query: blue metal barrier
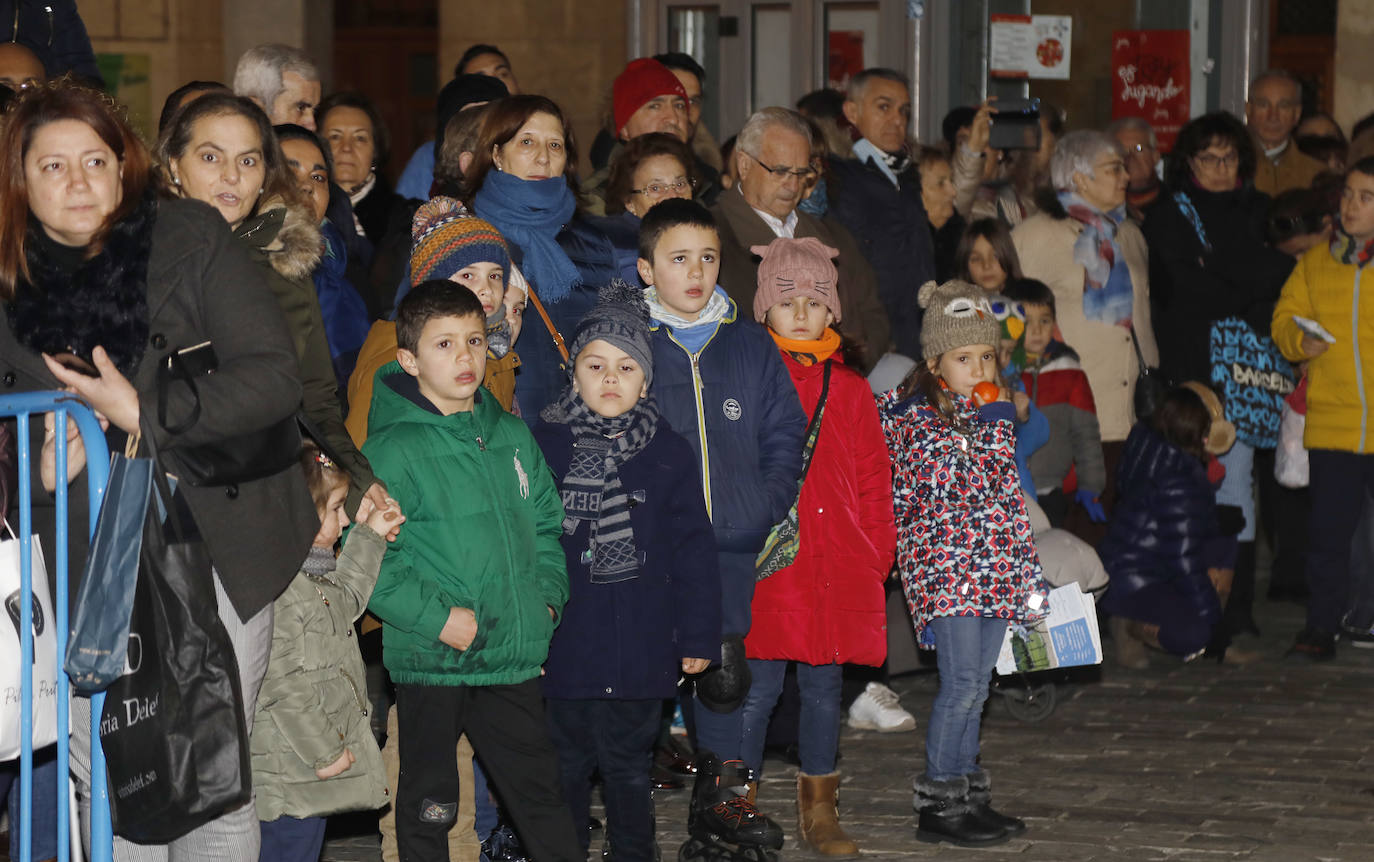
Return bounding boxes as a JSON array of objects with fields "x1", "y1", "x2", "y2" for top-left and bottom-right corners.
[{"x1": 1, "y1": 393, "x2": 111, "y2": 862}]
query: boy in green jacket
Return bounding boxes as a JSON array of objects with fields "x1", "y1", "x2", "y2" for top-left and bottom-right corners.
[{"x1": 363, "y1": 280, "x2": 580, "y2": 861}]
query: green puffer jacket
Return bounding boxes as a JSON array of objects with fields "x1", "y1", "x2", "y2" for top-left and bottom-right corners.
[
  {"x1": 251, "y1": 525, "x2": 389, "y2": 821},
  {"x1": 362, "y1": 362, "x2": 569, "y2": 686}
]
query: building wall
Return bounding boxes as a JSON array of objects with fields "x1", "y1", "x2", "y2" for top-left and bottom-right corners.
[
  {"x1": 438, "y1": 0, "x2": 626, "y2": 173},
  {"x1": 1334, "y1": 0, "x2": 1374, "y2": 133}
]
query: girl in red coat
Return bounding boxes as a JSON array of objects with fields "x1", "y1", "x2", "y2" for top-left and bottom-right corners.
[{"x1": 739, "y1": 237, "x2": 897, "y2": 856}]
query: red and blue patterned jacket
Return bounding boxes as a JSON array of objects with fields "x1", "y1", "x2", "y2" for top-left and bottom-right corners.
[{"x1": 879, "y1": 389, "x2": 1049, "y2": 647}]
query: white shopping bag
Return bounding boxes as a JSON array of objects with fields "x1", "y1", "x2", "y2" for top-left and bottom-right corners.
[
  {"x1": 0, "y1": 527, "x2": 59, "y2": 761},
  {"x1": 996, "y1": 583, "x2": 1102, "y2": 675}
]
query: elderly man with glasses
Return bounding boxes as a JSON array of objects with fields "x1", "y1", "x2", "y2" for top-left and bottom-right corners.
[
  {"x1": 825, "y1": 68, "x2": 936, "y2": 359},
  {"x1": 712, "y1": 107, "x2": 891, "y2": 372}
]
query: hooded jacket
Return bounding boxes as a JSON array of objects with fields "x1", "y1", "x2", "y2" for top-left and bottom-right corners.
[
  {"x1": 1097, "y1": 422, "x2": 1222, "y2": 627},
  {"x1": 362, "y1": 363, "x2": 568, "y2": 686},
  {"x1": 1272, "y1": 239, "x2": 1374, "y2": 453},
  {"x1": 744, "y1": 353, "x2": 896, "y2": 666}
]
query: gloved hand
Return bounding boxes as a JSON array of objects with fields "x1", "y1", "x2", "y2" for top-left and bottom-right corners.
[{"x1": 1075, "y1": 489, "x2": 1107, "y2": 523}]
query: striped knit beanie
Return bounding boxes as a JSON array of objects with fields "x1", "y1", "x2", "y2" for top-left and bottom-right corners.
[{"x1": 409, "y1": 196, "x2": 510, "y2": 284}]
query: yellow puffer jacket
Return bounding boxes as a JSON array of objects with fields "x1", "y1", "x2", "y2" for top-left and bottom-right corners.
[{"x1": 1272, "y1": 241, "x2": 1374, "y2": 453}]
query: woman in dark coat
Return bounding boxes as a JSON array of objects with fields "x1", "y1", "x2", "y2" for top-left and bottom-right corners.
[
  {"x1": 0, "y1": 80, "x2": 317, "y2": 858},
  {"x1": 467, "y1": 94, "x2": 618, "y2": 420}
]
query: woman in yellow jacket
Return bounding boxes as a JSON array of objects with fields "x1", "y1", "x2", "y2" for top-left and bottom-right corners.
[{"x1": 1272, "y1": 156, "x2": 1374, "y2": 659}]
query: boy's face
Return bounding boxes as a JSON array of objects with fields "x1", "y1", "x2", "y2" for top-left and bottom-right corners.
[
  {"x1": 929, "y1": 343, "x2": 998, "y2": 399},
  {"x1": 396, "y1": 313, "x2": 488, "y2": 415},
  {"x1": 572, "y1": 338, "x2": 647, "y2": 419},
  {"x1": 504, "y1": 284, "x2": 527, "y2": 343},
  {"x1": 636, "y1": 224, "x2": 720, "y2": 322},
  {"x1": 1022, "y1": 303, "x2": 1055, "y2": 355},
  {"x1": 765, "y1": 296, "x2": 834, "y2": 342},
  {"x1": 449, "y1": 262, "x2": 505, "y2": 316}
]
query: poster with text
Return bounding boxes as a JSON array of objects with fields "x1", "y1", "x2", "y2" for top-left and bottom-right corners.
[
  {"x1": 990, "y1": 14, "x2": 1072, "y2": 80},
  {"x1": 1111, "y1": 30, "x2": 1190, "y2": 152}
]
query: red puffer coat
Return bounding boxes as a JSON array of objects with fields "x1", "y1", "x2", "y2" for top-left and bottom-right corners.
[{"x1": 743, "y1": 352, "x2": 897, "y2": 666}]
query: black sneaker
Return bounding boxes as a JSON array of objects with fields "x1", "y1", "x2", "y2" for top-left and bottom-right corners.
[
  {"x1": 1287, "y1": 628, "x2": 1337, "y2": 660},
  {"x1": 1341, "y1": 623, "x2": 1374, "y2": 649}
]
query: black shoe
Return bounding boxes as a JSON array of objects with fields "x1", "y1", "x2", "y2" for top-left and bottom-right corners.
[
  {"x1": 650, "y1": 763, "x2": 685, "y2": 790},
  {"x1": 1341, "y1": 623, "x2": 1374, "y2": 649},
  {"x1": 1287, "y1": 628, "x2": 1336, "y2": 660},
  {"x1": 916, "y1": 809, "x2": 1009, "y2": 847},
  {"x1": 1266, "y1": 583, "x2": 1309, "y2": 603},
  {"x1": 971, "y1": 802, "x2": 1027, "y2": 836}
]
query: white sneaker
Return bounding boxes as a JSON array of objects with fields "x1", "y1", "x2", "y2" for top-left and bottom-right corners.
[{"x1": 847, "y1": 682, "x2": 917, "y2": 732}]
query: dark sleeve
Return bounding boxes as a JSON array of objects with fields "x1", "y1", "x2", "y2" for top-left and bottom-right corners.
[
  {"x1": 827, "y1": 218, "x2": 892, "y2": 370},
  {"x1": 49, "y1": 1, "x2": 104, "y2": 85},
  {"x1": 666, "y1": 439, "x2": 722, "y2": 661},
  {"x1": 756, "y1": 344, "x2": 807, "y2": 523}
]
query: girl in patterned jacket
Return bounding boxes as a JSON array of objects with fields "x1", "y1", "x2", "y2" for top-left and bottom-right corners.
[{"x1": 879, "y1": 279, "x2": 1049, "y2": 849}]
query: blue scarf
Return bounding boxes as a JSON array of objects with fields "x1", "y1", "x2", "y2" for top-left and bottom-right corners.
[
  {"x1": 474, "y1": 170, "x2": 581, "y2": 303},
  {"x1": 1058, "y1": 190, "x2": 1134, "y2": 327}
]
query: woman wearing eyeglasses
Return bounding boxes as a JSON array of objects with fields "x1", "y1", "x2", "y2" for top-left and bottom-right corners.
[
  {"x1": 591, "y1": 132, "x2": 697, "y2": 285},
  {"x1": 1140, "y1": 111, "x2": 1297, "y2": 653}
]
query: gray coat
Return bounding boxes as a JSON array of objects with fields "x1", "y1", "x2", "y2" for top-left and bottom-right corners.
[{"x1": 0, "y1": 198, "x2": 318, "y2": 621}]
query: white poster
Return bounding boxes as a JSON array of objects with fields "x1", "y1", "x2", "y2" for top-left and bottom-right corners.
[{"x1": 989, "y1": 14, "x2": 1073, "y2": 81}]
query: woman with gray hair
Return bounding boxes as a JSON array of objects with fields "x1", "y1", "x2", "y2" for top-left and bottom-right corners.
[{"x1": 1012, "y1": 129, "x2": 1158, "y2": 539}]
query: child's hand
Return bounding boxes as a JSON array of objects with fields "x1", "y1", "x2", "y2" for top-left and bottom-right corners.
[
  {"x1": 358, "y1": 483, "x2": 404, "y2": 541},
  {"x1": 681, "y1": 657, "x2": 710, "y2": 675},
  {"x1": 439, "y1": 607, "x2": 478, "y2": 650},
  {"x1": 315, "y1": 747, "x2": 355, "y2": 779},
  {"x1": 1011, "y1": 390, "x2": 1030, "y2": 422},
  {"x1": 1300, "y1": 335, "x2": 1329, "y2": 359}
]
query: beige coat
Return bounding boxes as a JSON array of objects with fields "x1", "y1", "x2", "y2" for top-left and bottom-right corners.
[{"x1": 1012, "y1": 213, "x2": 1158, "y2": 442}]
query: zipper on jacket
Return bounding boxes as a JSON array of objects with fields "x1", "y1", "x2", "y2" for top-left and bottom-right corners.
[
  {"x1": 1355, "y1": 268, "x2": 1368, "y2": 451},
  {"x1": 339, "y1": 668, "x2": 368, "y2": 716},
  {"x1": 666, "y1": 328, "x2": 721, "y2": 521},
  {"x1": 45, "y1": 6, "x2": 53, "y2": 46},
  {"x1": 476, "y1": 434, "x2": 486, "y2": 451}
]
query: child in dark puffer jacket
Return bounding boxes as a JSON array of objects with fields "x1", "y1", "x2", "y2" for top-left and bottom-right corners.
[{"x1": 1098, "y1": 383, "x2": 1236, "y2": 666}]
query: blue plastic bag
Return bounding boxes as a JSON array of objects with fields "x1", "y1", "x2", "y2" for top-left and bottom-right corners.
[{"x1": 64, "y1": 453, "x2": 153, "y2": 692}]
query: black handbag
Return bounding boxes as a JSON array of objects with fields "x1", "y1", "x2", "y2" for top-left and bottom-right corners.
[
  {"x1": 156, "y1": 342, "x2": 303, "y2": 486},
  {"x1": 1130, "y1": 325, "x2": 1170, "y2": 420},
  {"x1": 98, "y1": 425, "x2": 252, "y2": 843}
]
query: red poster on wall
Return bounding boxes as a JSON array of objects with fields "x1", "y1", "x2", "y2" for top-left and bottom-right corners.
[
  {"x1": 828, "y1": 31, "x2": 865, "y2": 90},
  {"x1": 1111, "y1": 30, "x2": 1190, "y2": 152}
]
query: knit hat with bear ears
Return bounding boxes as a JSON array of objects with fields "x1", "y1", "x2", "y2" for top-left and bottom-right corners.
[{"x1": 918, "y1": 279, "x2": 1001, "y2": 360}]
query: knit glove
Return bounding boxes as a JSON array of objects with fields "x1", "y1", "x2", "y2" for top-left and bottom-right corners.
[{"x1": 1075, "y1": 488, "x2": 1106, "y2": 523}]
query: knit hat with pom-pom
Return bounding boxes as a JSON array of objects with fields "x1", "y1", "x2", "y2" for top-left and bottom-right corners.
[
  {"x1": 409, "y1": 196, "x2": 510, "y2": 284},
  {"x1": 918, "y1": 279, "x2": 1001, "y2": 360},
  {"x1": 569, "y1": 280, "x2": 656, "y2": 386}
]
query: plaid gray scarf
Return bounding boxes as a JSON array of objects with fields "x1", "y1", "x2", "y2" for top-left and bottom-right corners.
[{"x1": 541, "y1": 390, "x2": 659, "y2": 582}]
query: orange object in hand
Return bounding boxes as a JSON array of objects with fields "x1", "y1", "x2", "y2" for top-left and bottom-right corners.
[{"x1": 973, "y1": 382, "x2": 1000, "y2": 404}]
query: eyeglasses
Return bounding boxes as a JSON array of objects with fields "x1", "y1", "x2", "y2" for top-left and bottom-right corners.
[
  {"x1": 630, "y1": 177, "x2": 696, "y2": 197},
  {"x1": 1193, "y1": 152, "x2": 1239, "y2": 170},
  {"x1": 746, "y1": 152, "x2": 818, "y2": 182}
]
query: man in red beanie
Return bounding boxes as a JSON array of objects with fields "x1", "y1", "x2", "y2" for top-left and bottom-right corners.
[{"x1": 584, "y1": 58, "x2": 692, "y2": 214}]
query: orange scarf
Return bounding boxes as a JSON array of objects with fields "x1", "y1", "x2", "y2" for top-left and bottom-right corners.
[{"x1": 769, "y1": 327, "x2": 842, "y2": 366}]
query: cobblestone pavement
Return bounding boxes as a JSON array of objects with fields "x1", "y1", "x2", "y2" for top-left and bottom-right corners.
[{"x1": 323, "y1": 598, "x2": 1374, "y2": 861}]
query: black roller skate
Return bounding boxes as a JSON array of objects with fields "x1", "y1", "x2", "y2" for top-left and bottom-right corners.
[{"x1": 678, "y1": 751, "x2": 783, "y2": 862}]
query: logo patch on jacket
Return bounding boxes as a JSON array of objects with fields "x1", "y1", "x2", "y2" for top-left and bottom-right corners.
[
  {"x1": 513, "y1": 450, "x2": 530, "y2": 498},
  {"x1": 722, "y1": 398, "x2": 742, "y2": 421},
  {"x1": 419, "y1": 798, "x2": 457, "y2": 824}
]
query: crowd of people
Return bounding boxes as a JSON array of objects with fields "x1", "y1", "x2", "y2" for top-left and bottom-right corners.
[{"x1": 0, "y1": 17, "x2": 1370, "y2": 862}]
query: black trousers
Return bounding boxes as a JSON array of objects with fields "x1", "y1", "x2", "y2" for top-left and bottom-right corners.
[
  {"x1": 1305, "y1": 449, "x2": 1374, "y2": 634},
  {"x1": 395, "y1": 680, "x2": 581, "y2": 862}
]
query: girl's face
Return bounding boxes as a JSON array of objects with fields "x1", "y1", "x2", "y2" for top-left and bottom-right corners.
[
  {"x1": 493, "y1": 111, "x2": 567, "y2": 181},
  {"x1": 765, "y1": 296, "x2": 834, "y2": 342},
  {"x1": 313, "y1": 483, "x2": 350, "y2": 547},
  {"x1": 449, "y1": 262, "x2": 505, "y2": 315},
  {"x1": 171, "y1": 112, "x2": 266, "y2": 229},
  {"x1": 504, "y1": 283, "x2": 527, "y2": 343},
  {"x1": 966, "y1": 235, "x2": 1006, "y2": 291},
  {"x1": 930, "y1": 343, "x2": 998, "y2": 398}
]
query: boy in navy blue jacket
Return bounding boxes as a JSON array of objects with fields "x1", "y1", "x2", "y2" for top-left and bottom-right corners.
[
  {"x1": 635, "y1": 199, "x2": 806, "y2": 854},
  {"x1": 534, "y1": 282, "x2": 721, "y2": 860}
]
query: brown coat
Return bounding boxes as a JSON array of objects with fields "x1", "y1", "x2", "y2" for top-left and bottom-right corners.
[
  {"x1": 1252, "y1": 139, "x2": 1325, "y2": 197},
  {"x1": 712, "y1": 186, "x2": 891, "y2": 373}
]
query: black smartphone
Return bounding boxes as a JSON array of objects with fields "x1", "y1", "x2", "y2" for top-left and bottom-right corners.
[
  {"x1": 989, "y1": 98, "x2": 1042, "y2": 151},
  {"x1": 167, "y1": 341, "x2": 218, "y2": 378},
  {"x1": 51, "y1": 351, "x2": 99, "y2": 377}
]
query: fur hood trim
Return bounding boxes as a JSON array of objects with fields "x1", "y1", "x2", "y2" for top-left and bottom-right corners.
[{"x1": 236, "y1": 198, "x2": 322, "y2": 281}]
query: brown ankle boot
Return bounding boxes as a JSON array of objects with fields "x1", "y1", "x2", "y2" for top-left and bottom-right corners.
[
  {"x1": 1111, "y1": 616, "x2": 1149, "y2": 669},
  {"x1": 797, "y1": 772, "x2": 859, "y2": 856}
]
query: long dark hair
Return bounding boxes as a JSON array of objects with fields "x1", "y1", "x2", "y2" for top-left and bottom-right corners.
[
  {"x1": 0, "y1": 79, "x2": 158, "y2": 299},
  {"x1": 1151, "y1": 386, "x2": 1212, "y2": 463},
  {"x1": 466, "y1": 94, "x2": 580, "y2": 199},
  {"x1": 956, "y1": 218, "x2": 1023, "y2": 285},
  {"x1": 1164, "y1": 111, "x2": 1258, "y2": 191},
  {"x1": 897, "y1": 360, "x2": 967, "y2": 431}
]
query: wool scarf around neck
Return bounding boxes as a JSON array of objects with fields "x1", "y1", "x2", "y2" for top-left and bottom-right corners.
[
  {"x1": 474, "y1": 170, "x2": 581, "y2": 303},
  {"x1": 1058, "y1": 190, "x2": 1134, "y2": 327},
  {"x1": 540, "y1": 389, "x2": 660, "y2": 583},
  {"x1": 769, "y1": 326, "x2": 841, "y2": 366},
  {"x1": 1330, "y1": 218, "x2": 1374, "y2": 269}
]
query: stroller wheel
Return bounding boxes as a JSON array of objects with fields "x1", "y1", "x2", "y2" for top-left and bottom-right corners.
[{"x1": 998, "y1": 680, "x2": 1057, "y2": 722}]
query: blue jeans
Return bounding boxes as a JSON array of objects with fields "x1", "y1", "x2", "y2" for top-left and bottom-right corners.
[
  {"x1": 258, "y1": 815, "x2": 326, "y2": 862},
  {"x1": 740, "y1": 661, "x2": 843, "y2": 776},
  {"x1": 546, "y1": 698, "x2": 661, "y2": 860},
  {"x1": 0, "y1": 744, "x2": 59, "y2": 861},
  {"x1": 925, "y1": 615, "x2": 1008, "y2": 781},
  {"x1": 1217, "y1": 441, "x2": 1255, "y2": 541}
]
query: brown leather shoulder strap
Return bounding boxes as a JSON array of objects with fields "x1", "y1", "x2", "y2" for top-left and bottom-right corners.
[{"x1": 526, "y1": 286, "x2": 570, "y2": 365}]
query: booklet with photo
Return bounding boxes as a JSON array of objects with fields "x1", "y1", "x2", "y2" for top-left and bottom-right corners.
[{"x1": 996, "y1": 583, "x2": 1102, "y2": 675}]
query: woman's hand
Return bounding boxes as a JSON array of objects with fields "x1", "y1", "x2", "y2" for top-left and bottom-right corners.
[
  {"x1": 40, "y1": 410, "x2": 105, "y2": 492},
  {"x1": 967, "y1": 99, "x2": 997, "y2": 154},
  {"x1": 42, "y1": 346, "x2": 140, "y2": 434}
]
